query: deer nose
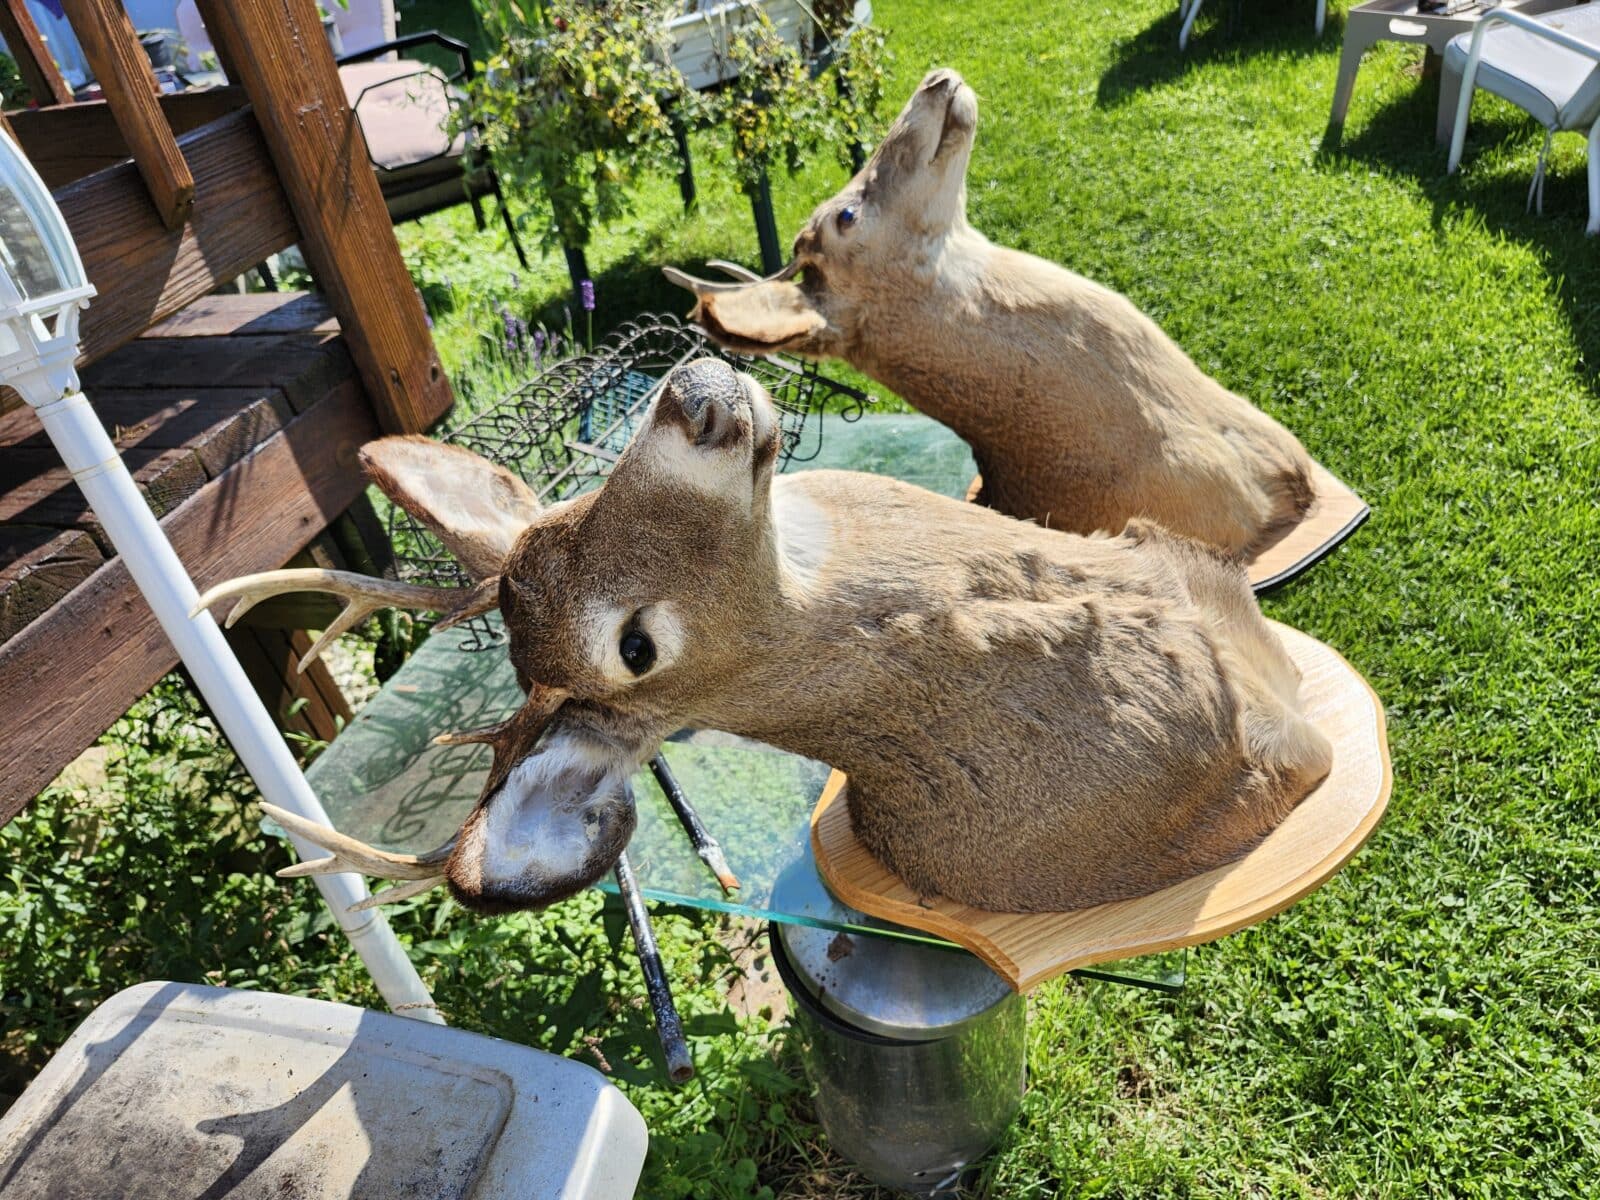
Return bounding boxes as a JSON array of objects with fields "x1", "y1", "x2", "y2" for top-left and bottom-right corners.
[{"x1": 658, "y1": 358, "x2": 747, "y2": 448}]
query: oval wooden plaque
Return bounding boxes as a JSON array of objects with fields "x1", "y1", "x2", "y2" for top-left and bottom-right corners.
[{"x1": 810, "y1": 623, "x2": 1391, "y2": 992}]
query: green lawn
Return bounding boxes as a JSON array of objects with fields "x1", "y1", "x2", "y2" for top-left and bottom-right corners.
[{"x1": 5, "y1": 0, "x2": 1600, "y2": 1194}]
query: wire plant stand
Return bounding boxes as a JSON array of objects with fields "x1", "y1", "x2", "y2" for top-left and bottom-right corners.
[{"x1": 389, "y1": 314, "x2": 871, "y2": 650}]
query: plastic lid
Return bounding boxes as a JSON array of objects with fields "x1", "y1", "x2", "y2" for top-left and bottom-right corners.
[{"x1": 774, "y1": 920, "x2": 1014, "y2": 1040}]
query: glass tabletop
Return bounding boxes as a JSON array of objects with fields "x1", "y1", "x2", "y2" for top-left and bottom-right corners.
[{"x1": 303, "y1": 412, "x2": 1184, "y2": 993}]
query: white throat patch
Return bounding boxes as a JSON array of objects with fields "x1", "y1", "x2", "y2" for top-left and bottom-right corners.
[
  {"x1": 458, "y1": 732, "x2": 624, "y2": 892},
  {"x1": 772, "y1": 480, "x2": 834, "y2": 593}
]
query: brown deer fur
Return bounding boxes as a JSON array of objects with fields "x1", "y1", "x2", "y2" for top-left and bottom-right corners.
[
  {"x1": 667, "y1": 69, "x2": 1317, "y2": 560},
  {"x1": 360, "y1": 359, "x2": 1331, "y2": 914}
]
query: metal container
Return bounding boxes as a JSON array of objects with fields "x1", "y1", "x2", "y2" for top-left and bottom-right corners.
[{"x1": 770, "y1": 921, "x2": 1027, "y2": 1196}]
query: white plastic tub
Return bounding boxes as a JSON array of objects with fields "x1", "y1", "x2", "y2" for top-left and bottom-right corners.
[{"x1": 0, "y1": 981, "x2": 648, "y2": 1199}]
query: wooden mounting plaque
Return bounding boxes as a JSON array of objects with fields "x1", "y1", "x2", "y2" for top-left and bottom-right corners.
[
  {"x1": 1247, "y1": 462, "x2": 1369, "y2": 593},
  {"x1": 810, "y1": 623, "x2": 1390, "y2": 992},
  {"x1": 964, "y1": 459, "x2": 1369, "y2": 594}
]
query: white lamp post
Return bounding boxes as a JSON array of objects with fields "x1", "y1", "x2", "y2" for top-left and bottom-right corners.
[{"x1": 0, "y1": 129, "x2": 441, "y2": 1022}]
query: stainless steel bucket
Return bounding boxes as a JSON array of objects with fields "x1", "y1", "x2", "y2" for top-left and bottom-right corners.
[{"x1": 770, "y1": 921, "x2": 1027, "y2": 1196}]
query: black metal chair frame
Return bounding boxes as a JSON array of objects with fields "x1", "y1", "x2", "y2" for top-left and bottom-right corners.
[{"x1": 336, "y1": 30, "x2": 530, "y2": 269}]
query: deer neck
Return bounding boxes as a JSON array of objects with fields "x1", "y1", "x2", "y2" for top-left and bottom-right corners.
[
  {"x1": 841, "y1": 230, "x2": 1170, "y2": 470},
  {"x1": 683, "y1": 477, "x2": 964, "y2": 783},
  {"x1": 844, "y1": 229, "x2": 1032, "y2": 434}
]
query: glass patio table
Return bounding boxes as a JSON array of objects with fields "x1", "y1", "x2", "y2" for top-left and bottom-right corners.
[{"x1": 304, "y1": 411, "x2": 1184, "y2": 993}]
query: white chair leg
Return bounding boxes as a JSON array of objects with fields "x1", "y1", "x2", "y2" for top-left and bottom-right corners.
[
  {"x1": 1180, "y1": 0, "x2": 1204, "y2": 49},
  {"x1": 1588, "y1": 122, "x2": 1600, "y2": 234},
  {"x1": 1448, "y1": 58, "x2": 1481, "y2": 172},
  {"x1": 1316, "y1": 0, "x2": 1327, "y2": 37}
]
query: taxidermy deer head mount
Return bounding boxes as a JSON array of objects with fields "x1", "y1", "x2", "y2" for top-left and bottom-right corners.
[
  {"x1": 197, "y1": 358, "x2": 1332, "y2": 916},
  {"x1": 667, "y1": 68, "x2": 1319, "y2": 562}
]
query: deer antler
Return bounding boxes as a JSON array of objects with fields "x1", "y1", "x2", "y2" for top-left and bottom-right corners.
[
  {"x1": 260, "y1": 688, "x2": 571, "y2": 912},
  {"x1": 704, "y1": 259, "x2": 764, "y2": 283},
  {"x1": 261, "y1": 801, "x2": 452, "y2": 912},
  {"x1": 191, "y1": 568, "x2": 499, "y2": 673},
  {"x1": 662, "y1": 258, "x2": 800, "y2": 295}
]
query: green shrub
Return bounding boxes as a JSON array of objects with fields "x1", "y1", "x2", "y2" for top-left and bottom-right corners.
[{"x1": 461, "y1": 0, "x2": 701, "y2": 251}]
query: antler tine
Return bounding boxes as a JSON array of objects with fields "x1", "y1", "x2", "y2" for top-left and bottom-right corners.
[
  {"x1": 662, "y1": 259, "x2": 799, "y2": 295},
  {"x1": 431, "y1": 576, "x2": 500, "y2": 632},
  {"x1": 347, "y1": 875, "x2": 447, "y2": 912},
  {"x1": 705, "y1": 259, "x2": 763, "y2": 283},
  {"x1": 191, "y1": 568, "x2": 496, "y2": 673},
  {"x1": 431, "y1": 717, "x2": 513, "y2": 749},
  {"x1": 262, "y1": 802, "x2": 457, "y2": 882},
  {"x1": 663, "y1": 265, "x2": 748, "y2": 295}
]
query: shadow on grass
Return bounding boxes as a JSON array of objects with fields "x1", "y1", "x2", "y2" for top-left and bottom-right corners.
[
  {"x1": 1097, "y1": 0, "x2": 1339, "y2": 108},
  {"x1": 1320, "y1": 80, "x2": 1600, "y2": 389}
]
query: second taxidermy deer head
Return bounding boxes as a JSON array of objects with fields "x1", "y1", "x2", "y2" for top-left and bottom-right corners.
[{"x1": 667, "y1": 69, "x2": 1319, "y2": 564}]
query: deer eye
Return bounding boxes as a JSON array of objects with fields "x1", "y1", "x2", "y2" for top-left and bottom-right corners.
[
  {"x1": 619, "y1": 629, "x2": 656, "y2": 676},
  {"x1": 836, "y1": 205, "x2": 858, "y2": 232}
]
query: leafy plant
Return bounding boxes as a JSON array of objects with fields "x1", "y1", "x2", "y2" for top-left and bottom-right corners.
[
  {"x1": 714, "y1": 9, "x2": 833, "y2": 192},
  {"x1": 0, "y1": 52, "x2": 30, "y2": 109},
  {"x1": 709, "y1": 3, "x2": 892, "y2": 192},
  {"x1": 461, "y1": 0, "x2": 700, "y2": 254},
  {"x1": 827, "y1": 22, "x2": 889, "y2": 171}
]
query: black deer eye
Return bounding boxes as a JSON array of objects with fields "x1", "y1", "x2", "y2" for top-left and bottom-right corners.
[
  {"x1": 619, "y1": 629, "x2": 656, "y2": 676},
  {"x1": 836, "y1": 204, "x2": 858, "y2": 232}
]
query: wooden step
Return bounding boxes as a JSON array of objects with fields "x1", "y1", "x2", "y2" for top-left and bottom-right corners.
[{"x1": 0, "y1": 291, "x2": 377, "y2": 821}]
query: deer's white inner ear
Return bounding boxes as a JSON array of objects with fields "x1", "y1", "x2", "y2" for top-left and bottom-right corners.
[
  {"x1": 361, "y1": 436, "x2": 543, "y2": 579},
  {"x1": 745, "y1": 374, "x2": 778, "y2": 455},
  {"x1": 451, "y1": 727, "x2": 639, "y2": 907},
  {"x1": 771, "y1": 480, "x2": 833, "y2": 593}
]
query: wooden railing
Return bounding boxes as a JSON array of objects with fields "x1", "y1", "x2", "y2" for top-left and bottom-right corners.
[
  {"x1": 0, "y1": 0, "x2": 453, "y2": 434},
  {"x1": 0, "y1": 0, "x2": 456, "y2": 811}
]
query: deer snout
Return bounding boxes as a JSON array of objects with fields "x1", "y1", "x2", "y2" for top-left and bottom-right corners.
[
  {"x1": 658, "y1": 358, "x2": 751, "y2": 450},
  {"x1": 918, "y1": 67, "x2": 964, "y2": 95}
]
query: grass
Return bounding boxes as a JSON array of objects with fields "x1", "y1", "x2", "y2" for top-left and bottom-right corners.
[{"x1": 4, "y1": 0, "x2": 1600, "y2": 1194}]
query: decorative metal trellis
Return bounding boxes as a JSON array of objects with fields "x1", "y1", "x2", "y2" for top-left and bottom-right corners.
[{"x1": 389, "y1": 313, "x2": 872, "y2": 650}]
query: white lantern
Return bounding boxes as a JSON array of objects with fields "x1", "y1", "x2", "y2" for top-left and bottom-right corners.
[{"x1": 0, "y1": 132, "x2": 95, "y2": 407}]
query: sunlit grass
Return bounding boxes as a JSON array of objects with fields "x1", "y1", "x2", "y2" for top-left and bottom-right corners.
[{"x1": 3, "y1": 0, "x2": 1597, "y2": 1194}]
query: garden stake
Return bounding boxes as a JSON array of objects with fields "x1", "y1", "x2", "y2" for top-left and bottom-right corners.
[
  {"x1": 650, "y1": 754, "x2": 740, "y2": 893},
  {"x1": 614, "y1": 849, "x2": 694, "y2": 1084}
]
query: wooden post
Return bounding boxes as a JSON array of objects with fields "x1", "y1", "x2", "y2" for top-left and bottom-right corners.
[
  {"x1": 193, "y1": 0, "x2": 453, "y2": 435},
  {"x1": 60, "y1": 0, "x2": 195, "y2": 230},
  {"x1": 0, "y1": 0, "x2": 74, "y2": 107}
]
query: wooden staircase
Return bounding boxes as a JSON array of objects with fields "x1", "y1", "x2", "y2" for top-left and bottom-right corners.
[{"x1": 0, "y1": 0, "x2": 455, "y2": 822}]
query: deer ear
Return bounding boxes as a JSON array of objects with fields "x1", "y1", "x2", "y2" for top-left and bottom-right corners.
[
  {"x1": 693, "y1": 282, "x2": 828, "y2": 354},
  {"x1": 360, "y1": 436, "x2": 542, "y2": 580}
]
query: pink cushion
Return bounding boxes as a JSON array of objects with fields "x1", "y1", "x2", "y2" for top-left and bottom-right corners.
[{"x1": 338, "y1": 60, "x2": 465, "y2": 170}]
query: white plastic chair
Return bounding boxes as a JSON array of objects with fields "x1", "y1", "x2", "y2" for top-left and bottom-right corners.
[
  {"x1": 1179, "y1": 0, "x2": 1327, "y2": 50},
  {"x1": 1445, "y1": 4, "x2": 1600, "y2": 233}
]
